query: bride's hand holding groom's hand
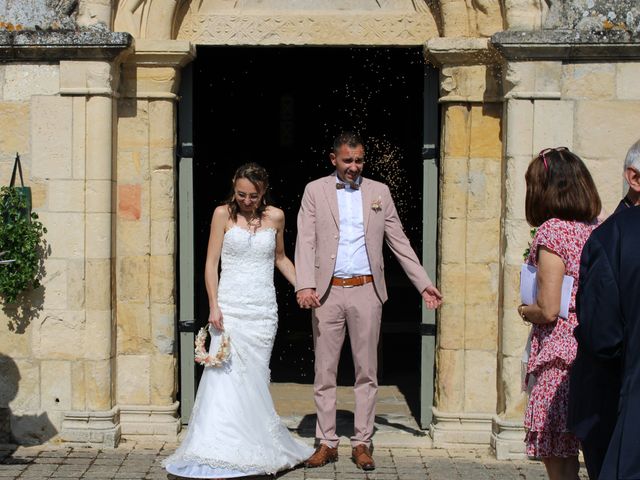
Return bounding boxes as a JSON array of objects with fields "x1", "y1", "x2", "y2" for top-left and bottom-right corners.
[
  {"x1": 297, "y1": 288, "x2": 321, "y2": 309},
  {"x1": 209, "y1": 306, "x2": 224, "y2": 330}
]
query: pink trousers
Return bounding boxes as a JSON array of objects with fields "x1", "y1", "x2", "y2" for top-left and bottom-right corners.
[{"x1": 312, "y1": 282, "x2": 383, "y2": 448}]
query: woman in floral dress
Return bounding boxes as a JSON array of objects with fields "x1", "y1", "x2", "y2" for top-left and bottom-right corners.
[{"x1": 517, "y1": 147, "x2": 601, "y2": 479}]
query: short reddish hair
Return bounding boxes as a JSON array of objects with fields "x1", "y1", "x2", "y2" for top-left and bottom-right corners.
[{"x1": 525, "y1": 147, "x2": 601, "y2": 227}]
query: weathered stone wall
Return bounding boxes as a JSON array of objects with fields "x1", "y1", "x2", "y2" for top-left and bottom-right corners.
[
  {"x1": 0, "y1": 60, "x2": 120, "y2": 445},
  {"x1": 0, "y1": 63, "x2": 59, "y2": 444}
]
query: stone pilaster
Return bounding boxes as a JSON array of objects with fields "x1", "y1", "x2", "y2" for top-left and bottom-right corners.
[
  {"x1": 492, "y1": 58, "x2": 565, "y2": 460},
  {"x1": 425, "y1": 38, "x2": 503, "y2": 447},
  {"x1": 54, "y1": 60, "x2": 122, "y2": 447},
  {"x1": 116, "y1": 39, "x2": 194, "y2": 439}
]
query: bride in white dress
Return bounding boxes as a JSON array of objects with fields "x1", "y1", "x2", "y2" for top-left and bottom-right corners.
[{"x1": 164, "y1": 163, "x2": 313, "y2": 479}]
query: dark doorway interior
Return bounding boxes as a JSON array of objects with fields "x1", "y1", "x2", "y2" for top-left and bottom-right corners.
[{"x1": 192, "y1": 47, "x2": 425, "y2": 414}]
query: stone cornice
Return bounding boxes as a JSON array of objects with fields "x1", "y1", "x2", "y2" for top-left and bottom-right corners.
[
  {"x1": 126, "y1": 39, "x2": 196, "y2": 68},
  {"x1": 0, "y1": 30, "x2": 132, "y2": 61},
  {"x1": 491, "y1": 30, "x2": 640, "y2": 61},
  {"x1": 425, "y1": 37, "x2": 501, "y2": 67}
]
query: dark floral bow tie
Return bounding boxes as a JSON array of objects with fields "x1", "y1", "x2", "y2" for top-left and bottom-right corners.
[{"x1": 336, "y1": 182, "x2": 360, "y2": 190}]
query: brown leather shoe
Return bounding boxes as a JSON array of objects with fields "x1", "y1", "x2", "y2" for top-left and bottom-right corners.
[
  {"x1": 304, "y1": 444, "x2": 338, "y2": 468},
  {"x1": 352, "y1": 444, "x2": 375, "y2": 471}
]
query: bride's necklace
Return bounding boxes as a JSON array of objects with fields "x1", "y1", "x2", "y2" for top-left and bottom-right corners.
[{"x1": 240, "y1": 212, "x2": 261, "y2": 233}]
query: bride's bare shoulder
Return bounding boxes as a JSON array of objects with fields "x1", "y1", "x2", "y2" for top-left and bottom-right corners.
[
  {"x1": 264, "y1": 206, "x2": 284, "y2": 226},
  {"x1": 213, "y1": 204, "x2": 231, "y2": 219}
]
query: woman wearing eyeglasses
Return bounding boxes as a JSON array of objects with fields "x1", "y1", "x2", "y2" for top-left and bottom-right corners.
[{"x1": 518, "y1": 147, "x2": 601, "y2": 479}]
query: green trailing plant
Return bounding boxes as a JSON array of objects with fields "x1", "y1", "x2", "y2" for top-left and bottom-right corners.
[
  {"x1": 522, "y1": 227, "x2": 537, "y2": 261},
  {"x1": 0, "y1": 186, "x2": 47, "y2": 304}
]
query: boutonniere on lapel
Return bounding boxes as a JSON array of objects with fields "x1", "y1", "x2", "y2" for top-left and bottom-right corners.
[{"x1": 371, "y1": 196, "x2": 382, "y2": 212}]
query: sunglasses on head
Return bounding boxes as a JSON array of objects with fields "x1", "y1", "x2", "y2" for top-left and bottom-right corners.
[{"x1": 538, "y1": 147, "x2": 569, "y2": 171}]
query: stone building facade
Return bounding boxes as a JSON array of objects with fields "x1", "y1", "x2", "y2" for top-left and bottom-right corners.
[{"x1": 0, "y1": 0, "x2": 638, "y2": 458}]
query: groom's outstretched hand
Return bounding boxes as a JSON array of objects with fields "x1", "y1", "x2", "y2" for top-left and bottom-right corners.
[
  {"x1": 422, "y1": 285, "x2": 443, "y2": 310},
  {"x1": 297, "y1": 288, "x2": 321, "y2": 309}
]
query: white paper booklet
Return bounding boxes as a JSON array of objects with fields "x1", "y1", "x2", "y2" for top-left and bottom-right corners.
[{"x1": 520, "y1": 264, "x2": 574, "y2": 319}]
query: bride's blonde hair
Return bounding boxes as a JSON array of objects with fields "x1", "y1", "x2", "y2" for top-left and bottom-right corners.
[{"x1": 225, "y1": 162, "x2": 272, "y2": 222}]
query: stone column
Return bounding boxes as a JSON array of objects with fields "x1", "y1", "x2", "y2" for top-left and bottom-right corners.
[
  {"x1": 491, "y1": 58, "x2": 569, "y2": 459},
  {"x1": 425, "y1": 38, "x2": 503, "y2": 447},
  {"x1": 116, "y1": 40, "x2": 194, "y2": 438},
  {"x1": 57, "y1": 61, "x2": 122, "y2": 447}
]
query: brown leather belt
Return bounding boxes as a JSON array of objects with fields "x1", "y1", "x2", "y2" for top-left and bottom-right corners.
[{"x1": 331, "y1": 275, "x2": 373, "y2": 288}]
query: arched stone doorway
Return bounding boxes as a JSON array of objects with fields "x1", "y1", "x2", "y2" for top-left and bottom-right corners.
[{"x1": 112, "y1": 0, "x2": 510, "y2": 451}]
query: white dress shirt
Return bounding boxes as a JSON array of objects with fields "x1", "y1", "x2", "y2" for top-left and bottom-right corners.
[{"x1": 333, "y1": 176, "x2": 372, "y2": 278}]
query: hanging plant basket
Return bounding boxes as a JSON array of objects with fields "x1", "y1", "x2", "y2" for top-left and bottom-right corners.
[{"x1": 0, "y1": 158, "x2": 47, "y2": 304}]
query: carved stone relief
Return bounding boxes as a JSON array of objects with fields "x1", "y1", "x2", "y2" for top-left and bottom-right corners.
[
  {"x1": 113, "y1": 0, "x2": 514, "y2": 43},
  {"x1": 471, "y1": 0, "x2": 503, "y2": 36},
  {"x1": 502, "y1": 0, "x2": 546, "y2": 31},
  {"x1": 177, "y1": 12, "x2": 438, "y2": 45},
  {"x1": 114, "y1": 0, "x2": 182, "y2": 39},
  {"x1": 119, "y1": 0, "x2": 441, "y2": 43},
  {"x1": 235, "y1": 0, "x2": 415, "y2": 9},
  {"x1": 437, "y1": 0, "x2": 504, "y2": 37},
  {"x1": 114, "y1": 0, "x2": 146, "y2": 37}
]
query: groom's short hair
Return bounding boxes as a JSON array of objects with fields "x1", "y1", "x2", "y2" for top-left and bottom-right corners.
[{"x1": 333, "y1": 131, "x2": 364, "y2": 153}]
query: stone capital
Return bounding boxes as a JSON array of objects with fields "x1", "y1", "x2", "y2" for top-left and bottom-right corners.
[
  {"x1": 502, "y1": 61, "x2": 562, "y2": 100},
  {"x1": 438, "y1": 64, "x2": 503, "y2": 103},
  {"x1": 425, "y1": 38, "x2": 503, "y2": 104},
  {"x1": 60, "y1": 60, "x2": 119, "y2": 96},
  {"x1": 121, "y1": 40, "x2": 195, "y2": 99}
]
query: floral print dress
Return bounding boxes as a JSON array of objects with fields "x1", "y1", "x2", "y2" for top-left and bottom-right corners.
[{"x1": 524, "y1": 218, "x2": 598, "y2": 458}]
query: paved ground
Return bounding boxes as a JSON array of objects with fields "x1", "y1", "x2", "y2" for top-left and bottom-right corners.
[
  {"x1": 0, "y1": 385, "x2": 588, "y2": 479},
  {"x1": 0, "y1": 441, "x2": 590, "y2": 480}
]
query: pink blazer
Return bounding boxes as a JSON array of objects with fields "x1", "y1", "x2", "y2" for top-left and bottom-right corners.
[{"x1": 295, "y1": 174, "x2": 432, "y2": 303}]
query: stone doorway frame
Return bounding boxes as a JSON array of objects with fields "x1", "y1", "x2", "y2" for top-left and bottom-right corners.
[
  {"x1": 173, "y1": 46, "x2": 441, "y2": 426},
  {"x1": 111, "y1": 0, "x2": 510, "y2": 452}
]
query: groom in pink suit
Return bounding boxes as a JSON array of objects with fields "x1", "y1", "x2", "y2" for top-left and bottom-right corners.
[{"x1": 295, "y1": 132, "x2": 442, "y2": 470}]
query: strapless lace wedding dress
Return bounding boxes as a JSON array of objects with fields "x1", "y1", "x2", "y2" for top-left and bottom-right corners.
[{"x1": 164, "y1": 226, "x2": 313, "y2": 479}]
